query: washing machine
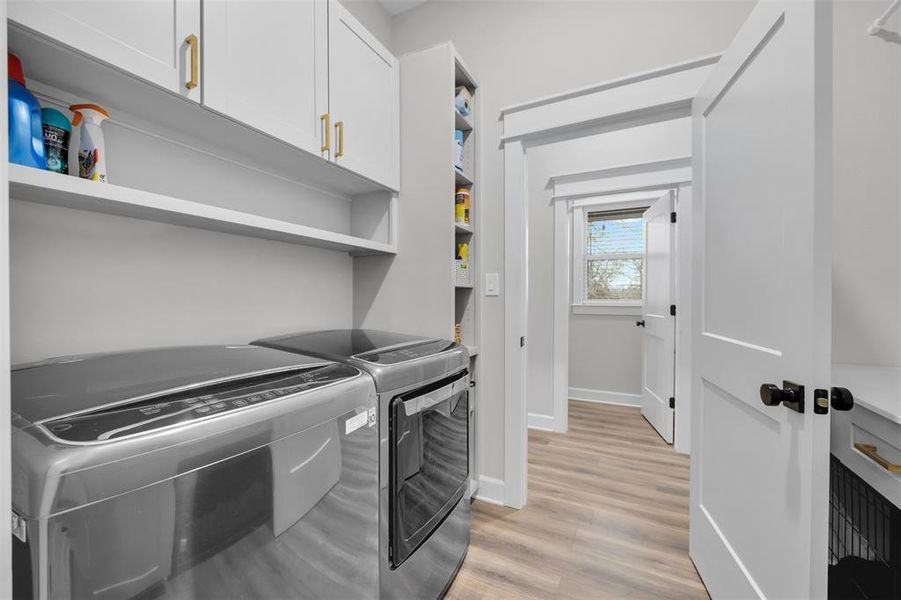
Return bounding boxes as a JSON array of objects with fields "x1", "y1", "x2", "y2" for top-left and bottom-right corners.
[
  {"x1": 11, "y1": 345, "x2": 379, "y2": 600},
  {"x1": 252, "y1": 330, "x2": 470, "y2": 600}
]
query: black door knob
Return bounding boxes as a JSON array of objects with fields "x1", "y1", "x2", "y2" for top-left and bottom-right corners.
[
  {"x1": 636, "y1": 320, "x2": 646, "y2": 327},
  {"x1": 760, "y1": 384, "x2": 792, "y2": 406},
  {"x1": 760, "y1": 383, "x2": 801, "y2": 407},
  {"x1": 760, "y1": 381, "x2": 805, "y2": 413},
  {"x1": 831, "y1": 387, "x2": 854, "y2": 411}
]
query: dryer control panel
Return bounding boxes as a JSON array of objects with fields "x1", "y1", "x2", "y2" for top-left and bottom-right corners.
[{"x1": 42, "y1": 364, "x2": 360, "y2": 443}]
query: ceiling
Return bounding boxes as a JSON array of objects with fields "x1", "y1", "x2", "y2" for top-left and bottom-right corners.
[{"x1": 377, "y1": 0, "x2": 432, "y2": 16}]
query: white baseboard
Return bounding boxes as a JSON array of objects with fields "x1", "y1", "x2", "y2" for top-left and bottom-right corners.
[
  {"x1": 569, "y1": 387, "x2": 641, "y2": 407},
  {"x1": 475, "y1": 475, "x2": 506, "y2": 506},
  {"x1": 527, "y1": 412, "x2": 556, "y2": 431}
]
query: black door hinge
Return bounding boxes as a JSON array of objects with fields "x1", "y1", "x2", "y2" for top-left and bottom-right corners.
[
  {"x1": 670, "y1": 304, "x2": 676, "y2": 316},
  {"x1": 520, "y1": 336, "x2": 525, "y2": 347},
  {"x1": 669, "y1": 397, "x2": 675, "y2": 409},
  {"x1": 670, "y1": 211, "x2": 677, "y2": 223}
]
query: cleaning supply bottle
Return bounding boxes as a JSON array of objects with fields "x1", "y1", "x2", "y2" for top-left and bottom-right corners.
[
  {"x1": 69, "y1": 103, "x2": 109, "y2": 182},
  {"x1": 457, "y1": 241, "x2": 469, "y2": 266},
  {"x1": 455, "y1": 188, "x2": 467, "y2": 224},
  {"x1": 41, "y1": 108, "x2": 71, "y2": 174},
  {"x1": 8, "y1": 53, "x2": 46, "y2": 170}
]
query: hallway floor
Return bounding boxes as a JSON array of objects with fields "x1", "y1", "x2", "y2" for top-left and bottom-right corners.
[{"x1": 447, "y1": 400, "x2": 708, "y2": 599}]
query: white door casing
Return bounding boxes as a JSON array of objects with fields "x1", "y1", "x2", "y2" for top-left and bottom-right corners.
[
  {"x1": 641, "y1": 190, "x2": 675, "y2": 444},
  {"x1": 328, "y1": 0, "x2": 399, "y2": 190},
  {"x1": 9, "y1": 0, "x2": 201, "y2": 103},
  {"x1": 203, "y1": 0, "x2": 327, "y2": 156},
  {"x1": 689, "y1": 1, "x2": 833, "y2": 598}
]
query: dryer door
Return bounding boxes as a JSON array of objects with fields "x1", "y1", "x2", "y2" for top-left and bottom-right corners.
[{"x1": 389, "y1": 371, "x2": 469, "y2": 567}]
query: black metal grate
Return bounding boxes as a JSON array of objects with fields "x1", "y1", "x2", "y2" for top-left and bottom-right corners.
[{"x1": 829, "y1": 455, "x2": 901, "y2": 600}]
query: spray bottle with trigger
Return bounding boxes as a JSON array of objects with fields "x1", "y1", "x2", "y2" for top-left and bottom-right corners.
[{"x1": 69, "y1": 103, "x2": 109, "y2": 183}]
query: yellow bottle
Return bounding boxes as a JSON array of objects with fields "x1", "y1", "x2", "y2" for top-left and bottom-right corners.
[
  {"x1": 457, "y1": 242, "x2": 469, "y2": 265},
  {"x1": 455, "y1": 187, "x2": 470, "y2": 224}
]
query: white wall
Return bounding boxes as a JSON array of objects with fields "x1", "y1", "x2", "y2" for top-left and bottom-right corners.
[
  {"x1": 569, "y1": 314, "x2": 642, "y2": 394},
  {"x1": 342, "y1": 0, "x2": 393, "y2": 49},
  {"x1": 832, "y1": 0, "x2": 901, "y2": 369},
  {"x1": 392, "y1": 0, "x2": 754, "y2": 484},
  {"x1": 10, "y1": 119, "x2": 355, "y2": 364},
  {"x1": 525, "y1": 118, "x2": 692, "y2": 421}
]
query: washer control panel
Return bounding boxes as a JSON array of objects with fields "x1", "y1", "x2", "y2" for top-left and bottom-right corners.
[
  {"x1": 355, "y1": 340, "x2": 457, "y2": 365},
  {"x1": 44, "y1": 363, "x2": 359, "y2": 443}
]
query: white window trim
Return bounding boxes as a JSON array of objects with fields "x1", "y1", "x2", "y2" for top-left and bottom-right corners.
[
  {"x1": 572, "y1": 304, "x2": 643, "y2": 316},
  {"x1": 571, "y1": 200, "x2": 651, "y2": 312}
]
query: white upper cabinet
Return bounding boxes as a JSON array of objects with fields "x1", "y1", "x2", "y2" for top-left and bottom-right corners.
[
  {"x1": 203, "y1": 0, "x2": 328, "y2": 157},
  {"x1": 327, "y1": 0, "x2": 399, "y2": 190},
  {"x1": 8, "y1": 0, "x2": 202, "y2": 103},
  {"x1": 9, "y1": 0, "x2": 399, "y2": 192}
]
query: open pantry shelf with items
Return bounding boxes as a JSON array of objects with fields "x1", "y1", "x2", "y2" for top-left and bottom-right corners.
[
  {"x1": 7, "y1": 15, "x2": 398, "y2": 256},
  {"x1": 452, "y1": 53, "x2": 480, "y2": 501},
  {"x1": 452, "y1": 56, "x2": 478, "y2": 350}
]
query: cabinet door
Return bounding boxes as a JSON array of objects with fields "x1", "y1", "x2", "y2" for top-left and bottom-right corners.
[
  {"x1": 328, "y1": 0, "x2": 399, "y2": 190},
  {"x1": 203, "y1": 0, "x2": 328, "y2": 156},
  {"x1": 8, "y1": 0, "x2": 200, "y2": 102}
]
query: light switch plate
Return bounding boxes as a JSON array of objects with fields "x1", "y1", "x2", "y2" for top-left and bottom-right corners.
[{"x1": 485, "y1": 273, "x2": 500, "y2": 296}]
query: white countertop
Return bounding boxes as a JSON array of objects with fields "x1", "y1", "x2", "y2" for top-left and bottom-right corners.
[{"x1": 833, "y1": 363, "x2": 901, "y2": 426}]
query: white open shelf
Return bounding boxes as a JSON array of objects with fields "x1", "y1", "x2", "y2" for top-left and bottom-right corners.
[
  {"x1": 833, "y1": 363, "x2": 901, "y2": 426},
  {"x1": 465, "y1": 345, "x2": 479, "y2": 357},
  {"x1": 454, "y1": 222, "x2": 473, "y2": 234},
  {"x1": 455, "y1": 109, "x2": 473, "y2": 132},
  {"x1": 454, "y1": 169, "x2": 474, "y2": 187},
  {"x1": 9, "y1": 165, "x2": 396, "y2": 255}
]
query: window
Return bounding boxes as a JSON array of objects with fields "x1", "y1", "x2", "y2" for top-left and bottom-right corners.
[{"x1": 573, "y1": 207, "x2": 645, "y2": 306}]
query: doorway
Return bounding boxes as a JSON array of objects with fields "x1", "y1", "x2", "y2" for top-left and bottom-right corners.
[{"x1": 501, "y1": 56, "x2": 715, "y2": 508}]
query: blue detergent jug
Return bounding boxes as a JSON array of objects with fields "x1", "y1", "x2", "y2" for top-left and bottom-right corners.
[{"x1": 8, "y1": 52, "x2": 46, "y2": 169}]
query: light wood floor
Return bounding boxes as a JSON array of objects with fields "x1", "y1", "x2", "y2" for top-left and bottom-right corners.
[{"x1": 446, "y1": 400, "x2": 708, "y2": 599}]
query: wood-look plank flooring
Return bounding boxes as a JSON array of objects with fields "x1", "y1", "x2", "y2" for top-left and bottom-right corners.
[{"x1": 447, "y1": 400, "x2": 708, "y2": 599}]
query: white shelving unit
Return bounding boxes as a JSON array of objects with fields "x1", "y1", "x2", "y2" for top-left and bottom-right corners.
[
  {"x1": 453, "y1": 57, "x2": 478, "y2": 351},
  {"x1": 452, "y1": 53, "x2": 480, "y2": 501},
  {"x1": 9, "y1": 165, "x2": 396, "y2": 255}
]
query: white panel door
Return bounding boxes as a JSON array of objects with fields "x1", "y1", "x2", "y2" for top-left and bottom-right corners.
[
  {"x1": 204, "y1": 0, "x2": 327, "y2": 155},
  {"x1": 641, "y1": 191, "x2": 675, "y2": 444},
  {"x1": 328, "y1": 0, "x2": 399, "y2": 190},
  {"x1": 690, "y1": 1, "x2": 833, "y2": 598},
  {"x1": 9, "y1": 0, "x2": 200, "y2": 102}
]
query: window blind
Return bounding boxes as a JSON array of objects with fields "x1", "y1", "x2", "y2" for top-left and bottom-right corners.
[
  {"x1": 582, "y1": 208, "x2": 645, "y2": 301},
  {"x1": 586, "y1": 209, "x2": 644, "y2": 256}
]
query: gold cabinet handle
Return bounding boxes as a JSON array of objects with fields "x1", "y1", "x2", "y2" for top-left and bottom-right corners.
[
  {"x1": 854, "y1": 443, "x2": 901, "y2": 473},
  {"x1": 185, "y1": 34, "x2": 199, "y2": 90},
  {"x1": 335, "y1": 121, "x2": 344, "y2": 158},
  {"x1": 321, "y1": 113, "x2": 330, "y2": 152}
]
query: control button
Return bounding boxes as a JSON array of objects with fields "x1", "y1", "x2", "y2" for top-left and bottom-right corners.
[
  {"x1": 50, "y1": 423, "x2": 73, "y2": 432},
  {"x1": 184, "y1": 398, "x2": 200, "y2": 405},
  {"x1": 196, "y1": 406, "x2": 211, "y2": 414},
  {"x1": 262, "y1": 392, "x2": 276, "y2": 400},
  {"x1": 248, "y1": 395, "x2": 262, "y2": 403},
  {"x1": 211, "y1": 402, "x2": 226, "y2": 410},
  {"x1": 233, "y1": 399, "x2": 248, "y2": 407}
]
